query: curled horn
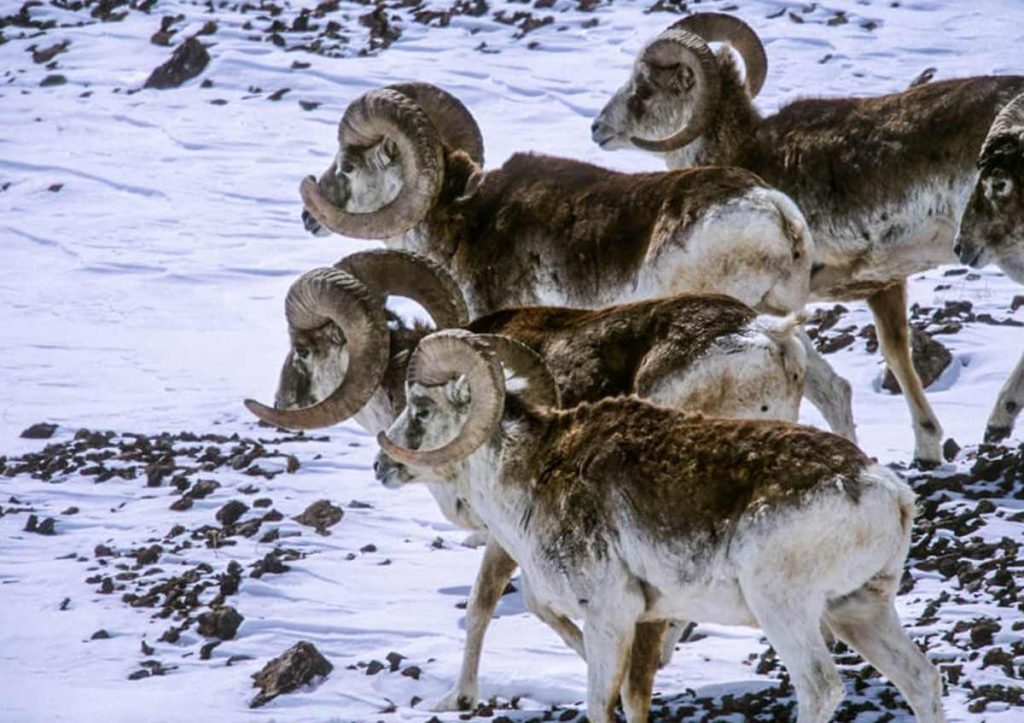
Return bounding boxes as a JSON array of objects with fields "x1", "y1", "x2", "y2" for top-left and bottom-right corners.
[
  {"x1": 629, "y1": 27, "x2": 722, "y2": 152},
  {"x1": 474, "y1": 334, "x2": 561, "y2": 410},
  {"x1": 336, "y1": 249, "x2": 470, "y2": 328},
  {"x1": 979, "y1": 91, "x2": 1024, "y2": 162},
  {"x1": 244, "y1": 268, "x2": 389, "y2": 429},
  {"x1": 300, "y1": 89, "x2": 444, "y2": 240},
  {"x1": 377, "y1": 330, "x2": 505, "y2": 467},
  {"x1": 671, "y1": 13, "x2": 767, "y2": 98},
  {"x1": 387, "y1": 82, "x2": 485, "y2": 166}
]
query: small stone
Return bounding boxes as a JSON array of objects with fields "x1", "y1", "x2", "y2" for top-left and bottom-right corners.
[
  {"x1": 197, "y1": 606, "x2": 244, "y2": 640},
  {"x1": 200, "y1": 640, "x2": 221, "y2": 660},
  {"x1": 144, "y1": 37, "x2": 210, "y2": 90},
  {"x1": 216, "y1": 500, "x2": 249, "y2": 527},
  {"x1": 360, "y1": 544, "x2": 377, "y2": 553},
  {"x1": 401, "y1": 665, "x2": 421, "y2": 680},
  {"x1": 365, "y1": 660, "x2": 385, "y2": 675},
  {"x1": 141, "y1": 640, "x2": 155, "y2": 656},
  {"x1": 250, "y1": 641, "x2": 332, "y2": 708},
  {"x1": 943, "y1": 438, "x2": 961, "y2": 462},
  {"x1": 169, "y1": 497, "x2": 193, "y2": 511},
  {"x1": 21, "y1": 423, "x2": 57, "y2": 439},
  {"x1": 293, "y1": 499, "x2": 343, "y2": 535},
  {"x1": 91, "y1": 629, "x2": 110, "y2": 640},
  {"x1": 882, "y1": 329, "x2": 952, "y2": 392},
  {"x1": 386, "y1": 651, "x2": 405, "y2": 671},
  {"x1": 40, "y1": 74, "x2": 67, "y2": 87},
  {"x1": 128, "y1": 669, "x2": 151, "y2": 680}
]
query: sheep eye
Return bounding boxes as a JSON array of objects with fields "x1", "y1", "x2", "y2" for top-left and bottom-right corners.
[
  {"x1": 414, "y1": 407, "x2": 431, "y2": 421},
  {"x1": 340, "y1": 160, "x2": 355, "y2": 174},
  {"x1": 294, "y1": 346, "x2": 311, "y2": 360}
]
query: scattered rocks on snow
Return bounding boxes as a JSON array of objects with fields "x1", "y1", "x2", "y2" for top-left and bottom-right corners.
[
  {"x1": 250, "y1": 641, "x2": 333, "y2": 708},
  {"x1": 144, "y1": 37, "x2": 210, "y2": 90}
]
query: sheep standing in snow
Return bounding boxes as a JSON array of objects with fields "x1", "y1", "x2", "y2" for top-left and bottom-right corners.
[
  {"x1": 374, "y1": 330, "x2": 945, "y2": 723},
  {"x1": 297, "y1": 82, "x2": 856, "y2": 442},
  {"x1": 954, "y1": 92, "x2": 1024, "y2": 440},
  {"x1": 245, "y1": 248, "x2": 806, "y2": 710},
  {"x1": 593, "y1": 12, "x2": 1024, "y2": 462}
]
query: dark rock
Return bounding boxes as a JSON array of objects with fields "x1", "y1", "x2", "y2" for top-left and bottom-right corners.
[
  {"x1": 293, "y1": 499, "x2": 342, "y2": 534},
  {"x1": 943, "y1": 438, "x2": 961, "y2": 462},
  {"x1": 169, "y1": 497, "x2": 193, "y2": 511},
  {"x1": 40, "y1": 74, "x2": 67, "y2": 87},
  {"x1": 141, "y1": 640, "x2": 155, "y2": 655},
  {"x1": 253, "y1": 497, "x2": 272, "y2": 508},
  {"x1": 128, "y1": 669, "x2": 150, "y2": 680},
  {"x1": 135, "y1": 544, "x2": 162, "y2": 566},
  {"x1": 36, "y1": 517, "x2": 57, "y2": 535},
  {"x1": 386, "y1": 651, "x2": 405, "y2": 671},
  {"x1": 197, "y1": 606, "x2": 244, "y2": 640},
  {"x1": 188, "y1": 479, "x2": 220, "y2": 499},
  {"x1": 400, "y1": 665, "x2": 421, "y2": 680},
  {"x1": 144, "y1": 37, "x2": 209, "y2": 90},
  {"x1": 21, "y1": 422, "x2": 57, "y2": 439},
  {"x1": 91, "y1": 629, "x2": 110, "y2": 640},
  {"x1": 200, "y1": 640, "x2": 221, "y2": 660},
  {"x1": 216, "y1": 500, "x2": 249, "y2": 527},
  {"x1": 882, "y1": 329, "x2": 952, "y2": 393},
  {"x1": 250, "y1": 641, "x2": 333, "y2": 708},
  {"x1": 31, "y1": 40, "x2": 70, "y2": 64}
]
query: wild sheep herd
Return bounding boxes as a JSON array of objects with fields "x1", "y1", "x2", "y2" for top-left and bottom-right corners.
[{"x1": 243, "y1": 12, "x2": 1024, "y2": 723}]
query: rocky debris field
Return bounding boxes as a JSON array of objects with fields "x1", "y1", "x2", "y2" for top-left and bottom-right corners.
[
  {"x1": 2, "y1": 419, "x2": 1023, "y2": 721},
  {"x1": 3, "y1": 0, "x2": 1024, "y2": 719}
]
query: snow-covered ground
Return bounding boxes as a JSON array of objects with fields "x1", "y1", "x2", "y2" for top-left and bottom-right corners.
[{"x1": 1, "y1": 0, "x2": 1023, "y2": 720}]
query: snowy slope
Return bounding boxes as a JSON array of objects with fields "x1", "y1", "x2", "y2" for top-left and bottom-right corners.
[{"x1": 2, "y1": 0, "x2": 1024, "y2": 721}]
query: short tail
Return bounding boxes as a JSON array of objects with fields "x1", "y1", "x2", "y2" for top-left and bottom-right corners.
[{"x1": 750, "y1": 312, "x2": 808, "y2": 381}]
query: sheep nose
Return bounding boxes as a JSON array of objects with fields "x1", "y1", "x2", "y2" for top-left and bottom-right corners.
[{"x1": 590, "y1": 120, "x2": 601, "y2": 134}]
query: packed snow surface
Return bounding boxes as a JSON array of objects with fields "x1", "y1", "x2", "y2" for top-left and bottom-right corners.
[{"x1": 2, "y1": 0, "x2": 1024, "y2": 721}]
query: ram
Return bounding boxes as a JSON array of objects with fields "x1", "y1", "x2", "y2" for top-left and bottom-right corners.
[
  {"x1": 297, "y1": 82, "x2": 854, "y2": 441},
  {"x1": 374, "y1": 330, "x2": 945, "y2": 723},
  {"x1": 593, "y1": 12, "x2": 1024, "y2": 462},
  {"x1": 954, "y1": 92, "x2": 1024, "y2": 440},
  {"x1": 245, "y1": 248, "x2": 806, "y2": 710}
]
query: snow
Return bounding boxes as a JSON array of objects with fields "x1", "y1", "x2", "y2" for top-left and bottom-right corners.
[{"x1": 2, "y1": 0, "x2": 1023, "y2": 721}]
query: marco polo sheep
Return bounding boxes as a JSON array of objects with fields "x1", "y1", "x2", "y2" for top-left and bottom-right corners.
[
  {"x1": 592, "y1": 12, "x2": 1024, "y2": 462},
  {"x1": 297, "y1": 82, "x2": 856, "y2": 441},
  {"x1": 244, "y1": 248, "x2": 806, "y2": 710},
  {"x1": 955, "y1": 92, "x2": 1024, "y2": 441},
  {"x1": 373, "y1": 330, "x2": 945, "y2": 723}
]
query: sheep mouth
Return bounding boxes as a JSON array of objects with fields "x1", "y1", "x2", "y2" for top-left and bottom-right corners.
[{"x1": 301, "y1": 209, "x2": 330, "y2": 237}]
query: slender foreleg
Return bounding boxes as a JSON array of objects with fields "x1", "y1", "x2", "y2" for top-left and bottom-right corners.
[{"x1": 867, "y1": 281, "x2": 943, "y2": 465}]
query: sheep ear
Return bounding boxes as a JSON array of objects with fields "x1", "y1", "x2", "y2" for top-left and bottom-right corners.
[
  {"x1": 449, "y1": 375, "x2": 472, "y2": 407},
  {"x1": 371, "y1": 138, "x2": 398, "y2": 167},
  {"x1": 456, "y1": 168, "x2": 485, "y2": 203},
  {"x1": 645, "y1": 62, "x2": 695, "y2": 93}
]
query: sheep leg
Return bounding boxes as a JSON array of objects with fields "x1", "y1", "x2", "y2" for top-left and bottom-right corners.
[
  {"x1": 742, "y1": 584, "x2": 841, "y2": 723},
  {"x1": 825, "y1": 585, "x2": 945, "y2": 723},
  {"x1": 584, "y1": 594, "x2": 643, "y2": 723},
  {"x1": 867, "y1": 281, "x2": 944, "y2": 465},
  {"x1": 619, "y1": 621, "x2": 666, "y2": 723},
  {"x1": 523, "y1": 576, "x2": 586, "y2": 659},
  {"x1": 985, "y1": 349, "x2": 1024, "y2": 442},
  {"x1": 797, "y1": 330, "x2": 857, "y2": 442},
  {"x1": 431, "y1": 537, "x2": 518, "y2": 712}
]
